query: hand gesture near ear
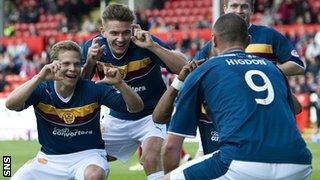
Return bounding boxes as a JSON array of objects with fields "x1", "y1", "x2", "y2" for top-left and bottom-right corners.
[{"x1": 131, "y1": 28, "x2": 155, "y2": 49}]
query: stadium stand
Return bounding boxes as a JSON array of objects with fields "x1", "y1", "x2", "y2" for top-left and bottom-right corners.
[{"x1": 0, "y1": 0, "x2": 320, "y2": 134}]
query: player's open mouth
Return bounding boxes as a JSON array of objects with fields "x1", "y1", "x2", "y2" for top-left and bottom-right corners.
[
  {"x1": 65, "y1": 74, "x2": 77, "y2": 79},
  {"x1": 115, "y1": 44, "x2": 126, "y2": 48}
]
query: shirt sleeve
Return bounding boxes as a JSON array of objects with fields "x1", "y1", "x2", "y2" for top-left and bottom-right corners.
[
  {"x1": 24, "y1": 83, "x2": 47, "y2": 110},
  {"x1": 168, "y1": 73, "x2": 202, "y2": 138},
  {"x1": 193, "y1": 41, "x2": 211, "y2": 61},
  {"x1": 81, "y1": 40, "x2": 92, "y2": 66},
  {"x1": 149, "y1": 35, "x2": 175, "y2": 71},
  {"x1": 97, "y1": 84, "x2": 129, "y2": 112},
  {"x1": 272, "y1": 29, "x2": 304, "y2": 68}
]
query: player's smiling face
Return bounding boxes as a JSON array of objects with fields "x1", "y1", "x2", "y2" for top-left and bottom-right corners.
[
  {"x1": 224, "y1": 0, "x2": 252, "y2": 25},
  {"x1": 102, "y1": 20, "x2": 132, "y2": 58},
  {"x1": 57, "y1": 51, "x2": 81, "y2": 87}
]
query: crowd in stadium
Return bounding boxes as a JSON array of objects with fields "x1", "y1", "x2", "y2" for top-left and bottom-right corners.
[
  {"x1": 0, "y1": 0, "x2": 320, "y2": 121},
  {"x1": 0, "y1": 0, "x2": 320, "y2": 128},
  {"x1": 0, "y1": 0, "x2": 319, "y2": 127}
]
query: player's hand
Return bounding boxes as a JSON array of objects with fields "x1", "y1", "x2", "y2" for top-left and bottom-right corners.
[
  {"x1": 131, "y1": 23, "x2": 142, "y2": 31},
  {"x1": 177, "y1": 59, "x2": 206, "y2": 81},
  {"x1": 131, "y1": 29, "x2": 155, "y2": 49},
  {"x1": 95, "y1": 62, "x2": 124, "y2": 86},
  {"x1": 38, "y1": 61, "x2": 63, "y2": 81},
  {"x1": 87, "y1": 37, "x2": 106, "y2": 64}
]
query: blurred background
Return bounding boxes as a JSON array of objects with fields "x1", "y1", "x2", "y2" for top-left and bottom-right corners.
[
  {"x1": 0, "y1": 0, "x2": 319, "y2": 179},
  {"x1": 1, "y1": 0, "x2": 320, "y2": 140}
]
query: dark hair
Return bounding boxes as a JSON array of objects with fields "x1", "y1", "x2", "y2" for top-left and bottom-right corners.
[
  {"x1": 49, "y1": 40, "x2": 81, "y2": 62},
  {"x1": 101, "y1": 3, "x2": 135, "y2": 25},
  {"x1": 213, "y1": 13, "x2": 248, "y2": 45}
]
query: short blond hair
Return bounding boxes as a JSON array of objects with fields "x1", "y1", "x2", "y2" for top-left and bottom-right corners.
[{"x1": 49, "y1": 40, "x2": 81, "y2": 62}]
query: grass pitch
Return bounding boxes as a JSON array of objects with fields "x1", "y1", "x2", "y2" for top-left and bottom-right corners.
[{"x1": 0, "y1": 141, "x2": 319, "y2": 179}]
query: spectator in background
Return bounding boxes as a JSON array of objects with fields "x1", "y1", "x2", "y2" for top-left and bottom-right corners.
[
  {"x1": 151, "y1": 0, "x2": 165, "y2": 9},
  {"x1": 277, "y1": 0, "x2": 295, "y2": 24},
  {"x1": 4, "y1": 23, "x2": 15, "y2": 37},
  {"x1": 81, "y1": 15, "x2": 96, "y2": 35},
  {"x1": 305, "y1": 37, "x2": 320, "y2": 64},
  {"x1": 136, "y1": 9, "x2": 150, "y2": 30},
  {"x1": 0, "y1": 74, "x2": 9, "y2": 92},
  {"x1": 181, "y1": 31, "x2": 191, "y2": 53},
  {"x1": 0, "y1": 52, "x2": 12, "y2": 74}
]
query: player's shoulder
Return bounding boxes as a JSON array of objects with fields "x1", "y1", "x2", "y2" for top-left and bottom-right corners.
[
  {"x1": 194, "y1": 41, "x2": 212, "y2": 60},
  {"x1": 250, "y1": 24, "x2": 283, "y2": 36}
]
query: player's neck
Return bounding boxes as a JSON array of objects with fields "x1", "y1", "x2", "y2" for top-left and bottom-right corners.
[
  {"x1": 54, "y1": 81, "x2": 75, "y2": 99},
  {"x1": 219, "y1": 46, "x2": 244, "y2": 55}
]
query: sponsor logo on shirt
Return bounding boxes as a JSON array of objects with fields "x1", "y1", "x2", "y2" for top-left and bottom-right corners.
[
  {"x1": 211, "y1": 131, "x2": 219, "y2": 142},
  {"x1": 52, "y1": 127, "x2": 93, "y2": 138}
]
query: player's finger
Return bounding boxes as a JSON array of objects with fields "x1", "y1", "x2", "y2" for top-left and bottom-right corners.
[
  {"x1": 91, "y1": 37, "x2": 100, "y2": 46},
  {"x1": 196, "y1": 59, "x2": 206, "y2": 66},
  {"x1": 131, "y1": 24, "x2": 142, "y2": 30},
  {"x1": 135, "y1": 30, "x2": 142, "y2": 40},
  {"x1": 96, "y1": 61, "x2": 103, "y2": 71},
  {"x1": 99, "y1": 44, "x2": 107, "y2": 51},
  {"x1": 190, "y1": 61, "x2": 198, "y2": 69},
  {"x1": 133, "y1": 28, "x2": 139, "y2": 37},
  {"x1": 98, "y1": 45, "x2": 107, "y2": 55},
  {"x1": 107, "y1": 68, "x2": 117, "y2": 77}
]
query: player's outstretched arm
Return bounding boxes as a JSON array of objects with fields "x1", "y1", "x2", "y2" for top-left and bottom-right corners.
[
  {"x1": 278, "y1": 61, "x2": 305, "y2": 76},
  {"x1": 6, "y1": 61, "x2": 63, "y2": 111},
  {"x1": 96, "y1": 62, "x2": 144, "y2": 113},
  {"x1": 153, "y1": 60, "x2": 205, "y2": 124},
  {"x1": 131, "y1": 29, "x2": 187, "y2": 74},
  {"x1": 163, "y1": 134, "x2": 185, "y2": 174}
]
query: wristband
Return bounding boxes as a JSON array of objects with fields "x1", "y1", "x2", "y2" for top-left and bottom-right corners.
[{"x1": 171, "y1": 76, "x2": 184, "y2": 91}]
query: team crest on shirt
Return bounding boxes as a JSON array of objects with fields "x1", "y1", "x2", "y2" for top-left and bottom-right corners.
[
  {"x1": 62, "y1": 111, "x2": 75, "y2": 124},
  {"x1": 35, "y1": 103, "x2": 100, "y2": 126}
]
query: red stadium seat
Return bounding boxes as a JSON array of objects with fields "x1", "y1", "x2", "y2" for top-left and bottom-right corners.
[
  {"x1": 145, "y1": 9, "x2": 152, "y2": 18},
  {"x1": 164, "y1": 1, "x2": 172, "y2": 9},
  {"x1": 39, "y1": 14, "x2": 46, "y2": 22},
  {"x1": 151, "y1": 9, "x2": 160, "y2": 17}
]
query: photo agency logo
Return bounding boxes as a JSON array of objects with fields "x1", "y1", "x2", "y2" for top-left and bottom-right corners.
[{"x1": 3, "y1": 156, "x2": 11, "y2": 177}]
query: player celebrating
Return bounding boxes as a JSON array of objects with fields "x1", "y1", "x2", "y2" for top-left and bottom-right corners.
[
  {"x1": 6, "y1": 40, "x2": 143, "y2": 180},
  {"x1": 164, "y1": 13, "x2": 312, "y2": 180},
  {"x1": 198, "y1": 0, "x2": 305, "y2": 76},
  {"x1": 81, "y1": 3, "x2": 187, "y2": 180}
]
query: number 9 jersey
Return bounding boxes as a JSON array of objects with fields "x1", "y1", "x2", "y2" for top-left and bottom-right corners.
[{"x1": 168, "y1": 50, "x2": 312, "y2": 165}]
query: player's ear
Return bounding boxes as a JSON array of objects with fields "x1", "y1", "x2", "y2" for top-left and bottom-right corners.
[
  {"x1": 100, "y1": 26, "x2": 106, "y2": 38},
  {"x1": 245, "y1": 35, "x2": 251, "y2": 49},
  {"x1": 212, "y1": 35, "x2": 217, "y2": 48}
]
